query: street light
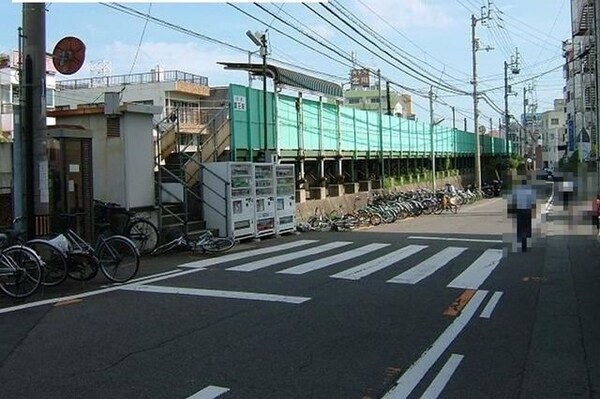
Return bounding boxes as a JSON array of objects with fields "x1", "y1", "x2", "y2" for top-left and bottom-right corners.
[{"x1": 247, "y1": 30, "x2": 268, "y2": 162}]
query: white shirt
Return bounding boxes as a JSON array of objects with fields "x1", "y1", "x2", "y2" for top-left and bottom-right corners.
[{"x1": 513, "y1": 185, "x2": 534, "y2": 209}]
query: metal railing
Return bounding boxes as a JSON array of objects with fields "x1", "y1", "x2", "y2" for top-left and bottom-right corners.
[{"x1": 57, "y1": 70, "x2": 209, "y2": 90}]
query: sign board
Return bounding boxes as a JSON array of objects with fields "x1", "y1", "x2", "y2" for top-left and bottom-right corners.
[
  {"x1": 350, "y1": 69, "x2": 370, "y2": 87},
  {"x1": 567, "y1": 119, "x2": 574, "y2": 152},
  {"x1": 233, "y1": 95, "x2": 246, "y2": 111}
]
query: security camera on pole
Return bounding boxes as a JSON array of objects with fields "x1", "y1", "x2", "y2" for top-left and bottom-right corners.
[{"x1": 246, "y1": 30, "x2": 268, "y2": 162}]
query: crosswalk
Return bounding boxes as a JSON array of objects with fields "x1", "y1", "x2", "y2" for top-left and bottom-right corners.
[{"x1": 180, "y1": 240, "x2": 505, "y2": 290}]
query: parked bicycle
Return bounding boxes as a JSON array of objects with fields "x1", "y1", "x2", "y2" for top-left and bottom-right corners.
[
  {"x1": 0, "y1": 217, "x2": 69, "y2": 287},
  {"x1": 94, "y1": 199, "x2": 159, "y2": 255},
  {"x1": 0, "y1": 233, "x2": 43, "y2": 298},
  {"x1": 50, "y1": 213, "x2": 140, "y2": 283},
  {"x1": 151, "y1": 230, "x2": 236, "y2": 256}
]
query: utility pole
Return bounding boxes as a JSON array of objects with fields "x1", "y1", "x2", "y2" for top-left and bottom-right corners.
[
  {"x1": 504, "y1": 50, "x2": 520, "y2": 155},
  {"x1": 22, "y1": 3, "x2": 48, "y2": 238},
  {"x1": 452, "y1": 106, "x2": 456, "y2": 131},
  {"x1": 471, "y1": 6, "x2": 492, "y2": 189},
  {"x1": 522, "y1": 86, "x2": 527, "y2": 158},
  {"x1": 429, "y1": 86, "x2": 436, "y2": 191},
  {"x1": 596, "y1": 0, "x2": 600, "y2": 185},
  {"x1": 386, "y1": 81, "x2": 392, "y2": 115},
  {"x1": 378, "y1": 69, "x2": 384, "y2": 182}
]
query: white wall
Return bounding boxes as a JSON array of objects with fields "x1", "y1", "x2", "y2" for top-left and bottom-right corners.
[{"x1": 122, "y1": 112, "x2": 155, "y2": 209}]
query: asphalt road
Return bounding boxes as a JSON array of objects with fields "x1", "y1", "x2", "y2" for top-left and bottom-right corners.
[{"x1": 0, "y1": 197, "x2": 550, "y2": 399}]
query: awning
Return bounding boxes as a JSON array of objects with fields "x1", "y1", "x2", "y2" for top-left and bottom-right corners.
[{"x1": 218, "y1": 62, "x2": 343, "y2": 98}]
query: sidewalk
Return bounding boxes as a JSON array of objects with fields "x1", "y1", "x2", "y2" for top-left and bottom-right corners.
[{"x1": 520, "y1": 206, "x2": 600, "y2": 398}]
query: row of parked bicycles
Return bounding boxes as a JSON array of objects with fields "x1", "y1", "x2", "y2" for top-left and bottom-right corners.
[
  {"x1": 0, "y1": 199, "x2": 239, "y2": 299},
  {"x1": 297, "y1": 183, "x2": 499, "y2": 232},
  {"x1": 0, "y1": 200, "x2": 162, "y2": 299}
]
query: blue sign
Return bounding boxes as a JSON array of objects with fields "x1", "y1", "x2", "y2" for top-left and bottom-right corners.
[{"x1": 567, "y1": 119, "x2": 574, "y2": 152}]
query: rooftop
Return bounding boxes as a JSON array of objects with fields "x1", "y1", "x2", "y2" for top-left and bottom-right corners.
[{"x1": 57, "y1": 70, "x2": 208, "y2": 91}]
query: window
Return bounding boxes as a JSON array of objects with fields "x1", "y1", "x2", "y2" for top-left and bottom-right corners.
[
  {"x1": 551, "y1": 118, "x2": 559, "y2": 125},
  {"x1": 46, "y1": 88, "x2": 55, "y2": 108},
  {"x1": 369, "y1": 97, "x2": 380, "y2": 103},
  {"x1": 0, "y1": 84, "x2": 10, "y2": 104},
  {"x1": 347, "y1": 98, "x2": 360, "y2": 104}
]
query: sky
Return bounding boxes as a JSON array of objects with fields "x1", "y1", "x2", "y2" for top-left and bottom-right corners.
[{"x1": 1, "y1": 0, "x2": 571, "y2": 133}]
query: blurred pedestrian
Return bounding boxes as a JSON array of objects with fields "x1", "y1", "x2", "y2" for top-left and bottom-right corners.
[
  {"x1": 592, "y1": 194, "x2": 600, "y2": 233},
  {"x1": 509, "y1": 177, "x2": 535, "y2": 252}
]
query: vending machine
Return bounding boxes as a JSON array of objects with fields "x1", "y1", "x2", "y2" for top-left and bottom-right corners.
[
  {"x1": 253, "y1": 163, "x2": 275, "y2": 237},
  {"x1": 201, "y1": 162, "x2": 255, "y2": 239},
  {"x1": 274, "y1": 164, "x2": 296, "y2": 234}
]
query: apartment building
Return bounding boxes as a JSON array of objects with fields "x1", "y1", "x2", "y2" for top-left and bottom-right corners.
[
  {"x1": 0, "y1": 50, "x2": 57, "y2": 140},
  {"x1": 55, "y1": 66, "x2": 211, "y2": 134},
  {"x1": 563, "y1": 0, "x2": 596, "y2": 156},
  {"x1": 540, "y1": 99, "x2": 567, "y2": 169}
]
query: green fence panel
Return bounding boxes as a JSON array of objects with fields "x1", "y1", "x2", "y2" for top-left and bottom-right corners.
[
  {"x1": 322, "y1": 102, "x2": 338, "y2": 151},
  {"x1": 229, "y1": 84, "x2": 511, "y2": 158},
  {"x1": 278, "y1": 95, "x2": 299, "y2": 150}
]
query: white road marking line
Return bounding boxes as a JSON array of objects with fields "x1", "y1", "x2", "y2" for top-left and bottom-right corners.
[
  {"x1": 277, "y1": 243, "x2": 391, "y2": 275},
  {"x1": 121, "y1": 285, "x2": 311, "y2": 304},
  {"x1": 179, "y1": 240, "x2": 319, "y2": 269},
  {"x1": 0, "y1": 268, "x2": 206, "y2": 315},
  {"x1": 100, "y1": 269, "x2": 181, "y2": 287},
  {"x1": 447, "y1": 249, "x2": 504, "y2": 290},
  {"x1": 480, "y1": 291, "x2": 503, "y2": 318},
  {"x1": 408, "y1": 236, "x2": 503, "y2": 244},
  {"x1": 420, "y1": 354, "x2": 464, "y2": 399},
  {"x1": 382, "y1": 290, "x2": 488, "y2": 399},
  {"x1": 387, "y1": 247, "x2": 468, "y2": 285},
  {"x1": 227, "y1": 241, "x2": 353, "y2": 272},
  {"x1": 330, "y1": 245, "x2": 427, "y2": 280},
  {"x1": 187, "y1": 385, "x2": 230, "y2": 398}
]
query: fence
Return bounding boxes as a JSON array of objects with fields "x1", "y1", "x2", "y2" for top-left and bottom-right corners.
[{"x1": 229, "y1": 84, "x2": 513, "y2": 157}]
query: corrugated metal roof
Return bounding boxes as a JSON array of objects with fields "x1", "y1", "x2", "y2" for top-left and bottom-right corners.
[{"x1": 219, "y1": 62, "x2": 343, "y2": 98}]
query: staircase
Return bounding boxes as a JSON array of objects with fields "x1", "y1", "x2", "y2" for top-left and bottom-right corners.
[{"x1": 154, "y1": 105, "x2": 231, "y2": 241}]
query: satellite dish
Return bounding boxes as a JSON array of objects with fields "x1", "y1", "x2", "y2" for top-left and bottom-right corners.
[{"x1": 52, "y1": 36, "x2": 86, "y2": 75}]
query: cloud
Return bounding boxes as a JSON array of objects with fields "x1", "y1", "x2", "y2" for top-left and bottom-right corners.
[
  {"x1": 303, "y1": 24, "x2": 336, "y2": 40},
  {"x1": 353, "y1": 0, "x2": 453, "y2": 29}
]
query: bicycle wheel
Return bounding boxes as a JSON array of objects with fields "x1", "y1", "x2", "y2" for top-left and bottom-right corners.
[
  {"x1": 67, "y1": 252, "x2": 99, "y2": 281},
  {"x1": 0, "y1": 246, "x2": 43, "y2": 298},
  {"x1": 202, "y1": 237, "x2": 235, "y2": 253},
  {"x1": 27, "y1": 239, "x2": 68, "y2": 286},
  {"x1": 97, "y1": 235, "x2": 140, "y2": 283},
  {"x1": 127, "y1": 219, "x2": 159, "y2": 255}
]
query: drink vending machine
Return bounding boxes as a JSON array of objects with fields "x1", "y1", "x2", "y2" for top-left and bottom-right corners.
[
  {"x1": 201, "y1": 162, "x2": 255, "y2": 239},
  {"x1": 253, "y1": 163, "x2": 275, "y2": 237},
  {"x1": 274, "y1": 164, "x2": 296, "y2": 234}
]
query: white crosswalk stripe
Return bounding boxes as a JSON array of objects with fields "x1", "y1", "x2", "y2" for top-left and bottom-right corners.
[
  {"x1": 278, "y1": 243, "x2": 391, "y2": 275},
  {"x1": 446, "y1": 249, "x2": 504, "y2": 290},
  {"x1": 176, "y1": 239, "x2": 505, "y2": 288},
  {"x1": 330, "y1": 245, "x2": 427, "y2": 280},
  {"x1": 387, "y1": 247, "x2": 468, "y2": 285},
  {"x1": 227, "y1": 241, "x2": 353, "y2": 272}
]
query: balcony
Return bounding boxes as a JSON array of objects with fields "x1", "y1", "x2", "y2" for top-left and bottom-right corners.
[
  {"x1": 57, "y1": 70, "x2": 209, "y2": 91},
  {"x1": 165, "y1": 106, "x2": 209, "y2": 133}
]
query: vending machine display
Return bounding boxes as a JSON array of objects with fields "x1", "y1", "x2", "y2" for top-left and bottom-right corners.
[
  {"x1": 274, "y1": 164, "x2": 296, "y2": 234},
  {"x1": 201, "y1": 162, "x2": 255, "y2": 239},
  {"x1": 253, "y1": 163, "x2": 275, "y2": 237}
]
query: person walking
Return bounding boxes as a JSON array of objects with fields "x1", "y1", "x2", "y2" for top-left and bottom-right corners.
[
  {"x1": 509, "y1": 177, "x2": 535, "y2": 252},
  {"x1": 592, "y1": 194, "x2": 600, "y2": 233}
]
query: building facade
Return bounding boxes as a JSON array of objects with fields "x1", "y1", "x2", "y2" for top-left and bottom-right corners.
[
  {"x1": 55, "y1": 66, "x2": 210, "y2": 133},
  {"x1": 563, "y1": 0, "x2": 596, "y2": 157},
  {"x1": 0, "y1": 50, "x2": 57, "y2": 140},
  {"x1": 540, "y1": 99, "x2": 567, "y2": 169}
]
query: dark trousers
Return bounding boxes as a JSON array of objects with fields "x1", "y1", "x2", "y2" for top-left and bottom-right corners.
[{"x1": 516, "y1": 209, "x2": 532, "y2": 251}]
